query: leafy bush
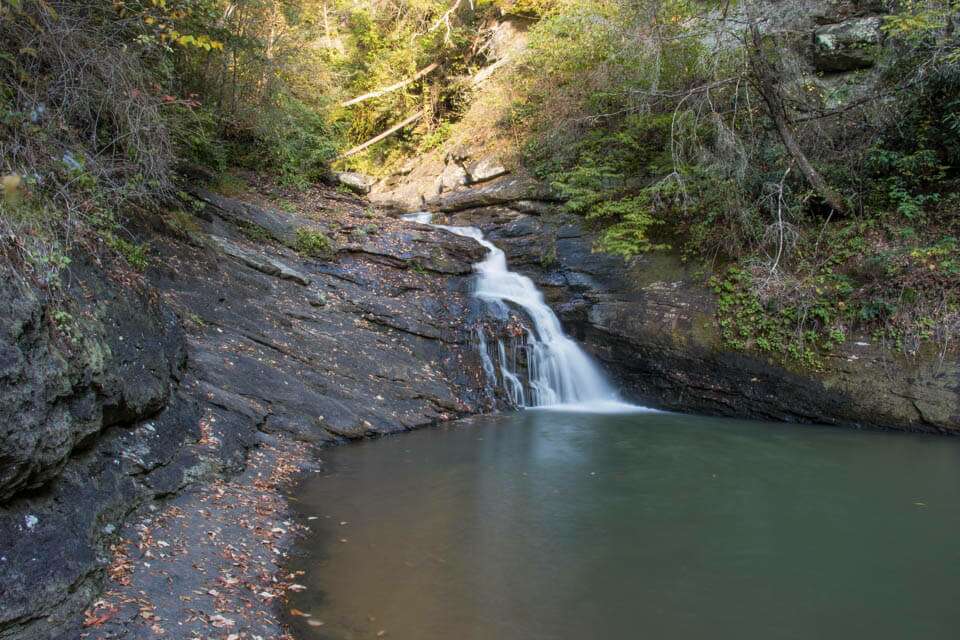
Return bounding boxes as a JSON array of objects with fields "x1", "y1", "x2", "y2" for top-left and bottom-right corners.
[
  {"x1": 169, "y1": 104, "x2": 227, "y2": 174},
  {"x1": 106, "y1": 236, "x2": 149, "y2": 271},
  {"x1": 294, "y1": 228, "x2": 334, "y2": 258},
  {"x1": 249, "y1": 95, "x2": 339, "y2": 187},
  {"x1": 592, "y1": 195, "x2": 669, "y2": 257}
]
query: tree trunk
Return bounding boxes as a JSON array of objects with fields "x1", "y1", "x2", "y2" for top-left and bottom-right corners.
[{"x1": 748, "y1": 24, "x2": 846, "y2": 214}]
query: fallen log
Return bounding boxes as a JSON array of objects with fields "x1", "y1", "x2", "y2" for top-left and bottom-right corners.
[
  {"x1": 340, "y1": 63, "x2": 440, "y2": 107},
  {"x1": 339, "y1": 110, "x2": 424, "y2": 158}
]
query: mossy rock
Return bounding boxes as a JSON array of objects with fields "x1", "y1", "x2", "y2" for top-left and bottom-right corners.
[{"x1": 811, "y1": 16, "x2": 883, "y2": 72}]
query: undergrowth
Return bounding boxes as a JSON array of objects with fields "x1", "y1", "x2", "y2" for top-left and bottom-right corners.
[{"x1": 294, "y1": 228, "x2": 334, "y2": 258}]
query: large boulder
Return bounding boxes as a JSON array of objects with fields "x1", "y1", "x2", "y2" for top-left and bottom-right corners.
[
  {"x1": 467, "y1": 155, "x2": 510, "y2": 184},
  {"x1": 811, "y1": 16, "x2": 884, "y2": 72},
  {"x1": 337, "y1": 171, "x2": 376, "y2": 195},
  {"x1": 437, "y1": 161, "x2": 469, "y2": 192},
  {"x1": 426, "y1": 176, "x2": 559, "y2": 212}
]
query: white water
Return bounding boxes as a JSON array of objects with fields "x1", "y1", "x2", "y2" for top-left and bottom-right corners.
[
  {"x1": 403, "y1": 212, "x2": 646, "y2": 413},
  {"x1": 475, "y1": 327, "x2": 498, "y2": 392}
]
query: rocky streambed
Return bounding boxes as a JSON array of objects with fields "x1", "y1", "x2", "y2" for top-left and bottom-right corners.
[{"x1": 0, "y1": 178, "x2": 499, "y2": 639}]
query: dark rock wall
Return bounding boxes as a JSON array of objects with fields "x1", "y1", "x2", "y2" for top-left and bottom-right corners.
[
  {"x1": 0, "y1": 260, "x2": 196, "y2": 639},
  {"x1": 0, "y1": 187, "x2": 494, "y2": 640}
]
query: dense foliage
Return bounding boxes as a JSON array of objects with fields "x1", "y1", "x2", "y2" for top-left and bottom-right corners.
[
  {"x1": 511, "y1": 0, "x2": 960, "y2": 365},
  {"x1": 2, "y1": 0, "x2": 957, "y2": 364},
  {"x1": 0, "y1": 0, "x2": 500, "y2": 284}
]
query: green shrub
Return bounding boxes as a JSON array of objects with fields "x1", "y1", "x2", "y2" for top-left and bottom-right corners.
[
  {"x1": 251, "y1": 95, "x2": 339, "y2": 187},
  {"x1": 235, "y1": 220, "x2": 271, "y2": 244},
  {"x1": 169, "y1": 104, "x2": 227, "y2": 174},
  {"x1": 213, "y1": 173, "x2": 248, "y2": 197},
  {"x1": 107, "y1": 235, "x2": 149, "y2": 271},
  {"x1": 164, "y1": 210, "x2": 202, "y2": 238},
  {"x1": 294, "y1": 228, "x2": 333, "y2": 258},
  {"x1": 592, "y1": 195, "x2": 669, "y2": 258}
]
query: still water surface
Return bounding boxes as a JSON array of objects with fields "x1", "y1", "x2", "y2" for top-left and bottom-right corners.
[{"x1": 287, "y1": 410, "x2": 960, "y2": 640}]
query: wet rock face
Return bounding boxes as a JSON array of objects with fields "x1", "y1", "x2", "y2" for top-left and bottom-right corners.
[
  {"x1": 812, "y1": 16, "x2": 883, "y2": 72},
  {"x1": 151, "y1": 194, "x2": 490, "y2": 440},
  {"x1": 0, "y1": 263, "x2": 183, "y2": 504}
]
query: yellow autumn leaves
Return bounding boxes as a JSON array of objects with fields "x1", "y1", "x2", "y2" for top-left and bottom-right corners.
[
  {"x1": 137, "y1": 2, "x2": 224, "y2": 51},
  {"x1": 169, "y1": 31, "x2": 224, "y2": 51}
]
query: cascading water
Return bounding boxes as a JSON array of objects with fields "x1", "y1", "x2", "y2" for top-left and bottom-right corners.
[
  {"x1": 475, "y1": 327, "x2": 498, "y2": 391},
  {"x1": 403, "y1": 212, "x2": 642, "y2": 412},
  {"x1": 497, "y1": 338, "x2": 526, "y2": 407}
]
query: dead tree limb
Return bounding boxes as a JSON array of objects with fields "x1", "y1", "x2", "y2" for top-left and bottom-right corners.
[
  {"x1": 339, "y1": 110, "x2": 424, "y2": 158},
  {"x1": 471, "y1": 57, "x2": 510, "y2": 86},
  {"x1": 340, "y1": 63, "x2": 440, "y2": 107},
  {"x1": 429, "y1": 0, "x2": 469, "y2": 43}
]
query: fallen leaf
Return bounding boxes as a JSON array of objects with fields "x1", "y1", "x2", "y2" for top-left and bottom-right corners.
[{"x1": 209, "y1": 614, "x2": 235, "y2": 628}]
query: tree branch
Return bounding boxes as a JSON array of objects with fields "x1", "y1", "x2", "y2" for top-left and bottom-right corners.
[{"x1": 748, "y1": 22, "x2": 846, "y2": 214}]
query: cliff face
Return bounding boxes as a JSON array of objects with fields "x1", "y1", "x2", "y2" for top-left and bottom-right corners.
[
  {"x1": 0, "y1": 258, "x2": 193, "y2": 639},
  {"x1": 0, "y1": 183, "x2": 493, "y2": 639}
]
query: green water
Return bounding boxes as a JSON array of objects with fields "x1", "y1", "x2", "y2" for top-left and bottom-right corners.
[{"x1": 287, "y1": 410, "x2": 960, "y2": 640}]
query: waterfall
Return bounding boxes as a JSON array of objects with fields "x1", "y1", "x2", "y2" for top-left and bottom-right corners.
[
  {"x1": 475, "y1": 327, "x2": 498, "y2": 391},
  {"x1": 404, "y1": 212, "x2": 642, "y2": 412},
  {"x1": 497, "y1": 338, "x2": 526, "y2": 407}
]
